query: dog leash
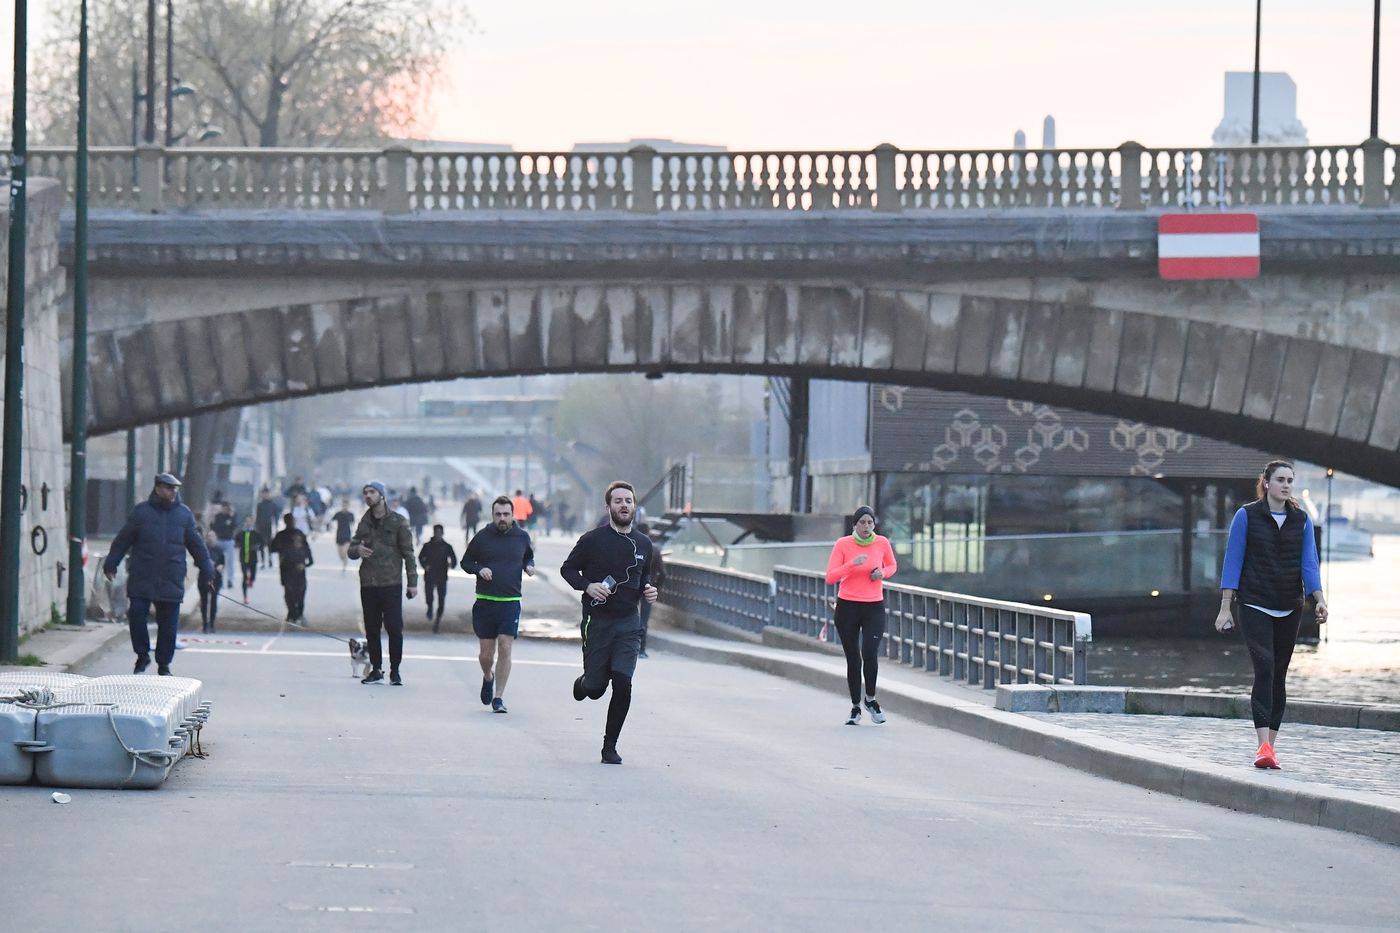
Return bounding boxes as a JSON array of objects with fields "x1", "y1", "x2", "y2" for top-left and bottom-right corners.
[{"x1": 213, "y1": 589, "x2": 356, "y2": 645}]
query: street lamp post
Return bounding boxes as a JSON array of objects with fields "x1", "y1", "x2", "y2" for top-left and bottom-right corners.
[
  {"x1": 66, "y1": 0, "x2": 91, "y2": 628},
  {"x1": 1372, "y1": 0, "x2": 1383, "y2": 139},
  {"x1": 1, "y1": 0, "x2": 30, "y2": 661},
  {"x1": 1251, "y1": 0, "x2": 1262, "y2": 144}
]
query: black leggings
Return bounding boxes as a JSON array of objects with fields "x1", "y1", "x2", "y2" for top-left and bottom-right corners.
[
  {"x1": 199, "y1": 578, "x2": 220, "y2": 631},
  {"x1": 361, "y1": 585, "x2": 405, "y2": 672},
  {"x1": 425, "y1": 576, "x2": 448, "y2": 619},
  {"x1": 1238, "y1": 605, "x2": 1302, "y2": 731},
  {"x1": 834, "y1": 598, "x2": 885, "y2": 705},
  {"x1": 240, "y1": 561, "x2": 257, "y2": 598}
]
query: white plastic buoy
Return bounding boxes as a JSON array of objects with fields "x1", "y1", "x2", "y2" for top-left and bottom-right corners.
[{"x1": 51, "y1": 792, "x2": 71, "y2": 804}]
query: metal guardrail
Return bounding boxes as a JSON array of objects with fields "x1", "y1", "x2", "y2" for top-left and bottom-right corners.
[
  {"x1": 661, "y1": 558, "x2": 1091, "y2": 687},
  {"x1": 18, "y1": 140, "x2": 1398, "y2": 213}
]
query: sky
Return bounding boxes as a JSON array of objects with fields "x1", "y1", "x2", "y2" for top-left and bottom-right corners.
[{"x1": 4, "y1": 0, "x2": 1397, "y2": 150}]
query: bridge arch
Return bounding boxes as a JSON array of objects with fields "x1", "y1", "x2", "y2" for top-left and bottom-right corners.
[{"x1": 73, "y1": 281, "x2": 1400, "y2": 485}]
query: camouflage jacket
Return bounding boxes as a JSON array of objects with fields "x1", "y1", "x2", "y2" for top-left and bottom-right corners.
[{"x1": 348, "y1": 508, "x2": 418, "y2": 589}]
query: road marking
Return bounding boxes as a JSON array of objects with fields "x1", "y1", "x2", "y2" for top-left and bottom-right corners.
[
  {"x1": 288, "y1": 860, "x2": 414, "y2": 870},
  {"x1": 178, "y1": 647, "x2": 576, "y2": 666},
  {"x1": 284, "y1": 904, "x2": 415, "y2": 915}
]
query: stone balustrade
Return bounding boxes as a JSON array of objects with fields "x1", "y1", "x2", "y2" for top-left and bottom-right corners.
[{"x1": 20, "y1": 140, "x2": 1398, "y2": 213}]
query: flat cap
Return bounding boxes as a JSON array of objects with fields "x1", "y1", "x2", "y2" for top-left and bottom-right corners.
[{"x1": 154, "y1": 472, "x2": 183, "y2": 487}]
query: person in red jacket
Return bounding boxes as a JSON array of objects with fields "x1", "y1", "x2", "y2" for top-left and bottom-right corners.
[{"x1": 824, "y1": 505, "x2": 897, "y2": 725}]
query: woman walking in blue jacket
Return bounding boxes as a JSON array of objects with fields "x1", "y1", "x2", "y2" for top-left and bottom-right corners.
[{"x1": 1216, "y1": 460, "x2": 1328, "y2": 770}]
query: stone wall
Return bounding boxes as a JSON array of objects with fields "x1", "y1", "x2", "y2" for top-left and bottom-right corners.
[{"x1": 0, "y1": 179, "x2": 69, "y2": 635}]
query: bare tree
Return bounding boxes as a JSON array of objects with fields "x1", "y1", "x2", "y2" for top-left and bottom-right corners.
[{"x1": 33, "y1": 0, "x2": 469, "y2": 147}]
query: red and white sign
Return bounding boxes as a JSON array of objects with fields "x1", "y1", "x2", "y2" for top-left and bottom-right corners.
[{"x1": 1157, "y1": 213, "x2": 1260, "y2": 280}]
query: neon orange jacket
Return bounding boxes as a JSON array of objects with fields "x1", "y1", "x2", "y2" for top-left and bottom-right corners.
[{"x1": 824, "y1": 534, "x2": 897, "y2": 602}]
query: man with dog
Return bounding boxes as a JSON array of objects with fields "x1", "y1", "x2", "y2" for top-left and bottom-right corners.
[
  {"x1": 461, "y1": 496, "x2": 536, "y2": 714},
  {"x1": 348, "y1": 481, "x2": 418, "y2": 686},
  {"x1": 559, "y1": 481, "x2": 658, "y2": 765}
]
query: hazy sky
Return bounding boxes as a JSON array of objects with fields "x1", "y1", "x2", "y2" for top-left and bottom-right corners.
[{"x1": 8, "y1": 0, "x2": 1398, "y2": 149}]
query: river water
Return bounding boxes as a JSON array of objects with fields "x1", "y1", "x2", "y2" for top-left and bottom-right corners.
[{"x1": 1092, "y1": 534, "x2": 1400, "y2": 704}]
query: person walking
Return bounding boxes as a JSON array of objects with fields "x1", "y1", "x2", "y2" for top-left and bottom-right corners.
[
  {"x1": 255, "y1": 487, "x2": 281, "y2": 569},
  {"x1": 269, "y1": 514, "x2": 314, "y2": 623},
  {"x1": 405, "y1": 486, "x2": 430, "y2": 544},
  {"x1": 290, "y1": 493, "x2": 315, "y2": 538},
  {"x1": 349, "y1": 481, "x2": 418, "y2": 686},
  {"x1": 1217, "y1": 460, "x2": 1327, "y2": 770},
  {"x1": 330, "y1": 498, "x2": 357, "y2": 573},
  {"x1": 511, "y1": 488, "x2": 533, "y2": 527},
  {"x1": 636, "y1": 524, "x2": 665, "y2": 660},
  {"x1": 461, "y1": 493, "x2": 482, "y2": 542},
  {"x1": 824, "y1": 505, "x2": 898, "y2": 726},
  {"x1": 418, "y1": 524, "x2": 459, "y2": 633},
  {"x1": 199, "y1": 529, "x2": 226, "y2": 633},
  {"x1": 234, "y1": 516, "x2": 265, "y2": 604},
  {"x1": 102, "y1": 473, "x2": 216, "y2": 675},
  {"x1": 462, "y1": 497, "x2": 536, "y2": 714},
  {"x1": 210, "y1": 502, "x2": 238, "y2": 589},
  {"x1": 560, "y1": 481, "x2": 658, "y2": 764}
]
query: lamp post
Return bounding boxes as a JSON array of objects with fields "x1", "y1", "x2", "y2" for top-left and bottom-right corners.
[
  {"x1": 1, "y1": 0, "x2": 29, "y2": 661},
  {"x1": 1250, "y1": 0, "x2": 1262, "y2": 144},
  {"x1": 66, "y1": 0, "x2": 91, "y2": 628},
  {"x1": 1371, "y1": 0, "x2": 1383, "y2": 139}
]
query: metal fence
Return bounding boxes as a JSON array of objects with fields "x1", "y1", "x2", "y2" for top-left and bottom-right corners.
[
  {"x1": 662, "y1": 559, "x2": 1091, "y2": 687},
  {"x1": 19, "y1": 139, "x2": 1398, "y2": 213}
]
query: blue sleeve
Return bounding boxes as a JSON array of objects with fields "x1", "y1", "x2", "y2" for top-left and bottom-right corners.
[
  {"x1": 103, "y1": 509, "x2": 140, "y2": 573},
  {"x1": 1301, "y1": 515, "x2": 1322, "y2": 594},
  {"x1": 1220, "y1": 508, "x2": 1248, "y2": 589}
]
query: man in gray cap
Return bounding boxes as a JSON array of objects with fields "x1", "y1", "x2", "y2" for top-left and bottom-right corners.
[
  {"x1": 103, "y1": 473, "x2": 217, "y2": 675},
  {"x1": 348, "y1": 480, "x2": 418, "y2": 685}
]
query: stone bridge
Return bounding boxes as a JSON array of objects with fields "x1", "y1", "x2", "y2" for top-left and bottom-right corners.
[{"x1": 36, "y1": 141, "x2": 1400, "y2": 484}]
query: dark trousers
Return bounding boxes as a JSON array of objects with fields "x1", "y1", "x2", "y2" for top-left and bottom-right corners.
[
  {"x1": 240, "y1": 560, "x2": 257, "y2": 598},
  {"x1": 581, "y1": 611, "x2": 642, "y2": 746},
  {"x1": 257, "y1": 525, "x2": 274, "y2": 565},
  {"x1": 834, "y1": 598, "x2": 886, "y2": 705},
  {"x1": 1239, "y1": 605, "x2": 1302, "y2": 730},
  {"x1": 199, "y1": 575, "x2": 222, "y2": 631},
  {"x1": 425, "y1": 575, "x2": 448, "y2": 621},
  {"x1": 361, "y1": 585, "x2": 405, "y2": 672},
  {"x1": 128, "y1": 597, "x2": 181, "y2": 665},
  {"x1": 281, "y1": 566, "x2": 307, "y2": 620},
  {"x1": 639, "y1": 599, "x2": 653, "y2": 653}
]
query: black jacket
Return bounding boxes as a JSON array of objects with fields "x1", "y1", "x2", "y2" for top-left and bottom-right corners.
[
  {"x1": 418, "y1": 538, "x2": 459, "y2": 580},
  {"x1": 462, "y1": 525, "x2": 534, "y2": 599},
  {"x1": 560, "y1": 525, "x2": 653, "y2": 621},
  {"x1": 1237, "y1": 500, "x2": 1307, "y2": 611},
  {"x1": 211, "y1": 512, "x2": 237, "y2": 541},
  {"x1": 269, "y1": 528, "x2": 314, "y2": 571}
]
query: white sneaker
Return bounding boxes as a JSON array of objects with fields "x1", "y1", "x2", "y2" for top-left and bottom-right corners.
[
  {"x1": 864, "y1": 698, "x2": 886, "y2": 724},
  {"x1": 845, "y1": 705, "x2": 861, "y2": 725}
]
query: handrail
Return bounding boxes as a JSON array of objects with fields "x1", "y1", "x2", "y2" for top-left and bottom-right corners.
[{"x1": 12, "y1": 139, "x2": 1395, "y2": 212}]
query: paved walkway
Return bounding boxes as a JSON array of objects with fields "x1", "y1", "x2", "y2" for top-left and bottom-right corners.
[
  {"x1": 5, "y1": 628, "x2": 1400, "y2": 930},
  {"x1": 1021, "y1": 712, "x2": 1400, "y2": 800}
]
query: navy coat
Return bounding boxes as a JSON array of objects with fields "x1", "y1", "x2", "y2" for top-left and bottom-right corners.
[{"x1": 103, "y1": 492, "x2": 216, "y2": 603}]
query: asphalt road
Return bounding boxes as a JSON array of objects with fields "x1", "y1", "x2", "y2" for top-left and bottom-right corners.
[{"x1": 3, "y1": 622, "x2": 1399, "y2": 932}]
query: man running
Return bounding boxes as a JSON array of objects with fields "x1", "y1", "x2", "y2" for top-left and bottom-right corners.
[
  {"x1": 234, "y1": 516, "x2": 265, "y2": 603},
  {"x1": 461, "y1": 492, "x2": 482, "y2": 542},
  {"x1": 255, "y1": 487, "x2": 281, "y2": 568},
  {"x1": 405, "y1": 486, "x2": 430, "y2": 544},
  {"x1": 269, "y1": 513, "x2": 313, "y2": 623},
  {"x1": 560, "y1": 481, "x2": 658, "y2": 764},
  {"x1": 418, "y1": 524, "x2": 459, "y2": 633},
  {"x1": 211, "y1": 502, "x2": 238, "y2": 589},
  {"x1": 348, "y1": 481, "x2": 418, "y2": 686},
  {"x1": 462, "y1": 496, "x2": 536, "y2": 714},
  {"x1": 330, "y1": 498, "x2": 356, "y2": 573}
]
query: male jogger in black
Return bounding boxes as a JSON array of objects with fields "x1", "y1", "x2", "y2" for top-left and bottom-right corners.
[
  {"x1": 234, "y1": 517, "x2": 265, "y2": 602},
  {"x1": 418, "y1": 524, "x2": 458, "y2": 632},
  {"x1": 269, "y1": 514, "x2": 313, "y2": 623},
  {"x1": 560, "y1": 481, "x2": 658, "y2": 764}
]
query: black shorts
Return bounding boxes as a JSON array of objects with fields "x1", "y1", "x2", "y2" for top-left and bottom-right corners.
[
  {"x1": 581, "y1": 611, "x2": 642, "y2": 688},
  {"x1": 472, "y1": 599, "x2": 521, "y2": 639}
]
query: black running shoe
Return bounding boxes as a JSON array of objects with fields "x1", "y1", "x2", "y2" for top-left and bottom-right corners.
[
  {"x1": 572, "y1": 675, "x2": 586, "y2": 702},
  {"x1": 133, "y1": 655, "x2": 150, "y2": 674},
  {"x1": 425, "y1": 607, "x2": 433, "y2": 620},
  {"x1": 361, "y1": 669, "x2": 384, "y2": 685},
  {"x1": 480, "y1": 676, "x2": 494, "y2": 705},
  {"x1": 491, "y1": 697, "x2": 507, "y2": 714},
  {"x1": 638, "y1": 649, "x2": 649, "y2": 659},
  {"x1": 845, "y1": 706, "x2": 861, "y2": 725},
  {"x1": 390, "y1": 670, "x2": 403, "y2": 686},
  {"x1": 864, "y1": 699, "x2": 886, "y2": 724},
  {"x1": 601, "y1": 745, "x2": 622, "y2": 765},
  {"x1": 157, "y1": 665, "x2": 172, "y2": 676}
]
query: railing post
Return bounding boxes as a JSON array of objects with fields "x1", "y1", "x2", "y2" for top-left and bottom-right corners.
[
  {"x1": 874, "y1": 143, "x2": 900, "y2": 212},
  {"x1": 1361, "y1": 137, "x2": 1387, "y2": 208},
  {"x1": 1116, "y1": 140, "x2": 1144, "y2": 210},
  {"x1": 383, "y1": 145, "x2": 411, "y2": 215},
  {"x1": 137, "y1": 144, "x2": 163, "y2": 212},
  {"x1": 629, "y1": 144, "x2": 657, "y2": 213}
]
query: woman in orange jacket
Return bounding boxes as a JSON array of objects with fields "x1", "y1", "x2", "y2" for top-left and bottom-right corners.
[{"x1": 824, "y1": 505, "x2": 897, "y2": 725}]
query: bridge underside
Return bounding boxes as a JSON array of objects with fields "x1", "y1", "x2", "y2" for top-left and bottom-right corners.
[{"x1": 69, "y1": 279, "x2": 1400, "y2": 486}]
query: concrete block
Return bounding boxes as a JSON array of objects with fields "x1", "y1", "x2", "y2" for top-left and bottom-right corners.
[
  {"x1": 1271, "y1": 338, "x2": 1322, "y2": 428},
  {"x1": 699, "y1": 285, "x2": 735, "y2": 365},
  {"x1": 859, "y1": 289, "x2": 900, "y2": 370},
  {"x1": 474, "y1": 288, "x2": 511, "y2": 371},
  {"x1": 1304, "y1": 343, "x2": 1352, "y2": 434},
  {"x1": 762, "y1": 285, "x2": 796, "y2": 365},
  {"x1": 953, "y1": 295, "x2": 995, "y2": 376},
  {"x1": 1052, "y1": 686, "x2": 1127, "y2": 714},
  {"x1": 542, "y1": 286, "x2": 577, "y2": 369},
  {"x1": 730, "y1": 286, "x2": 766, "y2": 365},
  {"x1": 635, "y1": 284, "x2": 669, "y2": 364},
  {"x1": 1016, "y1": 300, "x2": 1059, "y2": 384},
  {"x1": 505, "y1": 288, "x2": 542, "y2": 371},
  {"x1": 1336, "y1": 349, "x2": 1387, "y2": 442},
  {"x1": 994, "y1": 684, "x2": 1054, "y2": 713},
  {"x1": 1182, "y1": 693, "x2": 1250, "y2": 719},
  {"x1": 1125, "y1": 689, "x2": 1187, "y2": 716},
  {"x1": 1366, "y1": 357, "x2": 1400, "y2": 451},
  {"x1": 1081, "y1": 307, "x2": 1123, "y2": 392},
  {"x1": 1112, "y1": 312, "x2": 1155, "y2": 398},
  {"x1": 1208, "y1": 326, "x2": 1255, "y2": 414},
  {"x1": 1049, "y1": 302, "x2": 1093, "y2": 388},
  {"x1": 796, "y1": 286, "x2": 836, "y2": 366},
  {"x1": 923, "y1": 292, "x2": 960, "y2": 374},
  {"x1": 1241, "y1": 331, "x2": 1288, "y2": 419},
  {"x1": 986, "y1": 297, "x2": 1026, "y2": 380},
  {"x1": 1145, "y1": 317, "x2": 1188, "y2": 402},
  {"x1": 572, "y1": 285, "x2": 609, "y2": 367},
  {"x1": 1287, "y1": 701, "x2": 1362, "y2": 729},
  {"x1": 1357, "y1": 705, "x2": 1400, "y2": 732}
]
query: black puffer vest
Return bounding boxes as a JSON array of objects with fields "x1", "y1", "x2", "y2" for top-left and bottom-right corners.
[{"x1": 1236, "y1": 499, "x2": 1305, "y2": 612}]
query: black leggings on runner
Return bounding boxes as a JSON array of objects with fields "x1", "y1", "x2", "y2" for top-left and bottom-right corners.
[
  {"x1": 240, "y1": 561, "x2": 257, "y2": 599},
  {"x1": 834, "y1": 598, "x2": 885, "y2": 706},
  {"x1": 1238, "y1": 605, "x2": 1302, "y2": 731}
]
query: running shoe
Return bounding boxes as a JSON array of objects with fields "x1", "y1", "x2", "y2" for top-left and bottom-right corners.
[
  {"x1": 491, "y1": 697, "x2": 507, "y2": 714},
  {"x1": 845, "y1": 706, "x2": 862, "y2": 725},
  {"x1": 638, "y1": 650, "x2": 649, "y2": 659},
  {"x1": 601, "y1": 744, "x2": 622, "y2": 765},
  {"x1": 361, "y1": 669, "x2": 384, "y2": 685},
  {"x1": 390, "y1": 670, "x2": 403, "y2": 686},
  {"x1": 157, "y1": 665, "x2": 171, "y2": 676},
  {"x1": 572, "y1": 675, "x2": 586, "y2": 702},
  {"x1": 480, "y1": 676, "x2": 494, "y2": 705},
  {"x1": 1254, "y1": 743, "x2": 1280, "y2": 769},
  {"x1": 864, "y1": 698, "x2": 886, "y2": 724},
  {"x1": 133, "y1": 655, "x2": 150, "y2": 674}
]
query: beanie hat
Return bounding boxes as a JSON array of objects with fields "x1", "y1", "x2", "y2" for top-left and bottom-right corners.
[
  {"x1": 852, "y1": 505, "x2": 876, "y2": 522},
  {"x1": 363, "y1": 481, "x2": 388, "y2": 499}
]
